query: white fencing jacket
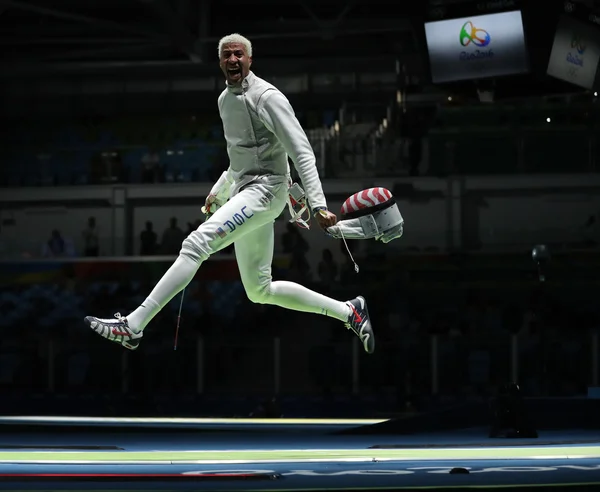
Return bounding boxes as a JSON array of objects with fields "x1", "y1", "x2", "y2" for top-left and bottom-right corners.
[{"x1": 211, "y1": 71, "x2": 327, "y2": 212}]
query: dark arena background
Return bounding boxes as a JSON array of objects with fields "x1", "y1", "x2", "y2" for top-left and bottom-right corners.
[{"x1": 3, "y1": 0, "x2": 600, "y2": 490}]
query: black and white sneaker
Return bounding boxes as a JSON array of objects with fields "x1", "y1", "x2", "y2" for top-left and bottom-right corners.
[
  {"x1": 345, "y1": 296, "x2": 375, "y2": 354},
  {"x1": 84, "y1": 313, "x2": 143, "y2": 351}
]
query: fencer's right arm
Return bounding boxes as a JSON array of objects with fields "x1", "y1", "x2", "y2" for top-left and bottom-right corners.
[
  {"x1": 203, "y1": 167, "x2": 233, "y2": 216},
  {"x1": 257, "y1": 91, "x2": 328, "y2": 214}
]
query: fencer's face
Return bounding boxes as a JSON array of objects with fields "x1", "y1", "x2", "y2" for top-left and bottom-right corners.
[{"x1": 219, "y1": 42, "x2": 252, "y2": 86}]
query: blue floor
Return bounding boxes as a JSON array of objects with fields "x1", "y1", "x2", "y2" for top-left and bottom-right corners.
[
  {"x1": 0, "y1": 419, "x2": 599, "y2": 490},
  {"x1": 1, "y1": 459, "x2": 600, "y2": 490}
]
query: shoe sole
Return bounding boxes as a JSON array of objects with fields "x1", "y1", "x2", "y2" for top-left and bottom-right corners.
[
  {"x1": 356, "y1": 296, "x2": 375, "y2": 354},
  {"x1": 84, "y1": 317, "x2": 141, "y2": 351},
  {"x1": 122, "y1": 340, "x2": 140, "y2": 351}
]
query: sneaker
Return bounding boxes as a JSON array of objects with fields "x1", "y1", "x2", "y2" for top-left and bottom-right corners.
[
  {"x1": 345, "y1": 296, "x2": 375, "y2": 354},
  {"x1": 84, "y1": 313, "x2": 143, "y2": 351}
]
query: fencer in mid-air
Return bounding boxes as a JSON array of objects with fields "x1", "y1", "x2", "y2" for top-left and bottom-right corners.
[{"x1": 84, "y1": 33, "x2": 387, "y2": 354}]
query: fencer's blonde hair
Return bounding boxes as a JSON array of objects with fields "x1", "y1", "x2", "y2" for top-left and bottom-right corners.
[{"x1": 217, "y1": 33, "x2": 252, "y2": 58}]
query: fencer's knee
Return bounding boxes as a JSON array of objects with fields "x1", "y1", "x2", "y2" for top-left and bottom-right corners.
[
  {"x1": 245, "y1": 282, "x2": 272, "y2": 304},
  {"x1": 180, "y1": 231, "x2": 211, "y2": 264}
]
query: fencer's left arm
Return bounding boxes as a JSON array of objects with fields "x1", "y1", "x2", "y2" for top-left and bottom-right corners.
[{"x1": 258, "y1": 91, "x2": 327, "y2": 213}]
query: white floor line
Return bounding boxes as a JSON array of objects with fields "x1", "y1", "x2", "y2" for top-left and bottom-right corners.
[
  {"x1": 2, "y1": 455, "x2": 600, "y2": 466},
  {"x1": 4, "y1": 446, "x2": 600, "y2": 454},
  {"x1": 0, "y1": 416, "x2": 386, "y2": 425}
]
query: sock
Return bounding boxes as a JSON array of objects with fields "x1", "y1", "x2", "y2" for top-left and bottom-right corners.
[
  {"x1": 267, "y1": 280, "x2": 351, "y2": 322},
  {"x1": 127, "y1": 255, "x2": 199, "y2": 332}
]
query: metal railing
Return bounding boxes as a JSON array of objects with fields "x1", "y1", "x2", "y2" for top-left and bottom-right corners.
[
  {"x1": 1, "y1": 255, "x2": 599, "y2": 399},
  {"x1": 4, "y1": 329, "x2": 597, "y2": 398}
]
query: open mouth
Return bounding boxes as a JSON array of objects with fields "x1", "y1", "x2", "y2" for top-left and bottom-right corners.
[{"x1": 227, "y1": 67, "x2": 242, "y2": 78}]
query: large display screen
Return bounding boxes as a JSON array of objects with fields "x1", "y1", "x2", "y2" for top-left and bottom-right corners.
[
  {"x1": 424, "y1": 10, "x2": 529, "y2": 83},
  {"x1": 547, "y1": 14, "x2": 600, "y2": 90}
]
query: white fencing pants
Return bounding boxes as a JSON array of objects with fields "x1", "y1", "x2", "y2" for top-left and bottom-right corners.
[{"x1": 126, "y1": 176, "x2": 351, "y2": 332}]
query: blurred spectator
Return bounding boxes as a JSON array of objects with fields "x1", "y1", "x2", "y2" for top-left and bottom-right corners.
[
  {"x1": 161, "y1": 217, "x2": 185, "y2": 255},
  {"x1": 140, "y1": 221, "x2": 158, "y2": 255},
  {"x1": 582, "y1": 212, "x2": 600, "y2": 246},
  {"x1": 281, "y1": 223, "x2": 310, "y2": 276},
  {"x1": 42, "y1": 229, "x2": 74, "y2": 258},
  {"x1": 187, "y1": 219, "x2": 203, "y2": 235},
  {"x1": 82, "y1": 216, "x2": 99, "y2": 257},
  {"x1": 141, "y1": 148, "x2": 163, "y2": 184}
]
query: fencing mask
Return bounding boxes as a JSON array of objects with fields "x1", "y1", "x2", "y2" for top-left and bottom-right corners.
[{"x1": 326, "y1": 187, "x2": 404, "y2": 244}]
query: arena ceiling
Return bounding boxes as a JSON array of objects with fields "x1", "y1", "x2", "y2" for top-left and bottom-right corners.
[
  {"x1": 0, "y1": 0, "x2": 423, "y2": 77},
  {"x1": 0, "y1": 0, "x2": 597, "y2": 103}
]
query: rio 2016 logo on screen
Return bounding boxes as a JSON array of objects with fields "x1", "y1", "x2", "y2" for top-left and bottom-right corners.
[
  {"x1": 567, "y1": 34, "x2": 586, "y2": 67},
  {"x1": 460, "y1": 21, "x2": 491, "y2": 47},
  {"x1": 571, "y1": 35, "x2": 586, "y2": 54},
  {"x1": 459, "y1": 21, "x2": 494, "y2": 61}
]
